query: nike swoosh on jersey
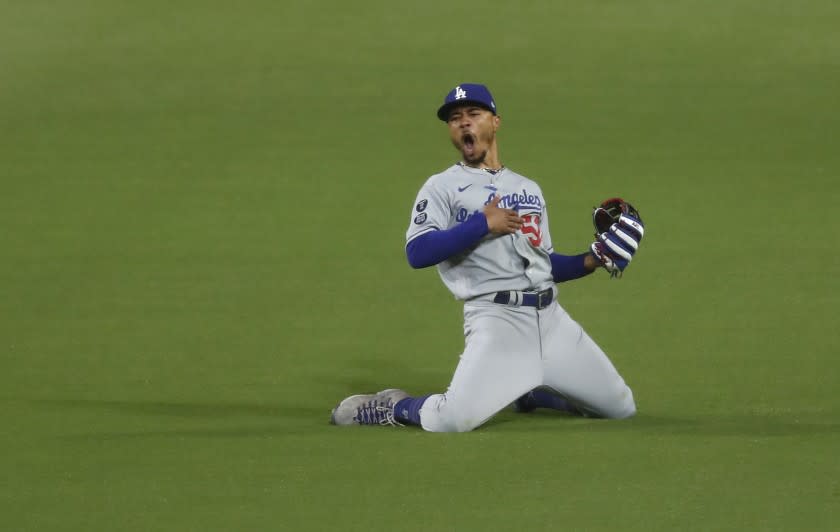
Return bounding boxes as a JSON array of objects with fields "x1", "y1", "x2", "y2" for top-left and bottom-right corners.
[{"x1": 457, "y1": 184, "x2": 473, "y2": 192}]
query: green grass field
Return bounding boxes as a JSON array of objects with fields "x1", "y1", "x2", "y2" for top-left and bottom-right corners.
[{"x1": 2, "y1": 1, "x2": 839, "y2": 530}]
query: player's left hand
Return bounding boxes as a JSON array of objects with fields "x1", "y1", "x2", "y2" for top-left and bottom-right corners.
[{"x1": 589, "y1": 199, "x2": 644, "y2": 278}]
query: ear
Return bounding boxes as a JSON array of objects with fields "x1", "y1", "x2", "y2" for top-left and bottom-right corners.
[{"x1": 493, "y1": 115, "x2": 501, "y2": 131}]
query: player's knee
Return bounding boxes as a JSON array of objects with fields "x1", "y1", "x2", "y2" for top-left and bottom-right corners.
[
  {"x1": 423, "y1": 405, "x2": 484, "y2": 433},
  {"x1": 612, "y1": 399, "x2": 636, "y2": 419},
  {"x1": 420, "y1": 393, "x2": 501, "y2": 432},
  {"x1": 431, "y1": 411, "x2": 482, "y2": 433},
  {"x1": 451, "y1": 416, "x2": 483, "y2": 433},
  {"x1": 607, "y1": 387, "x2": 636, "y2": 419},
  {"x1": 585, "y1": 386, "x2": 635, "y2": 419}
]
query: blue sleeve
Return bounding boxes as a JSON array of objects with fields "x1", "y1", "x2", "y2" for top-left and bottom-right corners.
[
  {"x1": 550, "y1": 252, "x2": 593, "y2": 283},
  {"x1": 406, "y1": 214, "x2": 489, "y2": 268}
]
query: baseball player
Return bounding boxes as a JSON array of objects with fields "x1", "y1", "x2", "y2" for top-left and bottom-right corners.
[{"x1": 330, "y1": 83, "x2": 643, "y2": 432}]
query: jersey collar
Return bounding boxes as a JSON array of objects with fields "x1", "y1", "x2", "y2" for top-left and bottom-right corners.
[{"x1": 457, "y1": 162, "x2": 506, "y2": 176}]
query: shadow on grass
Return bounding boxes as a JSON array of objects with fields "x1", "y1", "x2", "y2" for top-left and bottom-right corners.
[
  {"x1": 30, "y1": 398, "x2": 319, "y2": 419},
  {"x1": 26, "y1": 398, "x2": 326, "y2": 440},
  {"x1": 24, "y1": 378, "x2": 414, "y2": 440},
  {"x1": 506, "y1": 411, "x2": 840, "y2": 438},
  {"x1": 25, "y1": 399, "x2": 840, "y2": 440}
]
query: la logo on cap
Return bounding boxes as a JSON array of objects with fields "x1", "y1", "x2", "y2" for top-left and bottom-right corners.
[{"x1": 455, "y1": 86, "x2": 467, "y2": 100}]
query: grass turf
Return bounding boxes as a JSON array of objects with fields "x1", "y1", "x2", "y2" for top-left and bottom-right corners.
[{"x1": 2, "y1": 1, "x2": 839, "y2": 530}]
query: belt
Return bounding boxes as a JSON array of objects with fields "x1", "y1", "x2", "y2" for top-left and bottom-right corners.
[{"x1": 493, "y1": 288, "x2": 555, "y2": 310}]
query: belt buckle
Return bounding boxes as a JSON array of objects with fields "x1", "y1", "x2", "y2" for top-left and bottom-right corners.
[{"x1": 537, "y1": 289, "x2": 551, "y2": 310}]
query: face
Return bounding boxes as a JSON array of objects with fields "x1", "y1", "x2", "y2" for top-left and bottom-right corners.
[{"x1": 446, "y1": 105, "x2": 500, "y2": 166}]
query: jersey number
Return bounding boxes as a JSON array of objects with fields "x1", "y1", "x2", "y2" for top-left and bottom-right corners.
[{"x1": 521, "y1": 214, "x2": 542, "y2": 247}]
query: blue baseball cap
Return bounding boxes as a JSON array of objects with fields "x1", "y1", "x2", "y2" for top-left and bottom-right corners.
[{"x1": 436, "y1": 83, "x2": 497, "y2": 121}]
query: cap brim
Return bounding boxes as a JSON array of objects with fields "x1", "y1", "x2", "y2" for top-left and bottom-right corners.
[{"x1": 436, "y1": 100, "x2": 495, "y2": 121}]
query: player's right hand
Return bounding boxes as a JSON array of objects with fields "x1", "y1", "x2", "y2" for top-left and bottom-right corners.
[{"x1": 483, "y1": 195, "x2": 523, "y2": 235}]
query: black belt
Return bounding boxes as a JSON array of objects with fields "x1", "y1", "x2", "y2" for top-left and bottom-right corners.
[{"x1": 493, "y1": 288, "x2": 554, "y2": 310}]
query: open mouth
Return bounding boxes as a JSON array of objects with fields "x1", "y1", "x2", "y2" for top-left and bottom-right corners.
[{"x1": 461, "y1": 133, "x2": 476, "y2": 156}]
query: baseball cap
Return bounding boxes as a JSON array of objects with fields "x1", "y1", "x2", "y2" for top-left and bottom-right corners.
[{"x1": 436, "y1": 83, "x2": 497, "y2": 121}]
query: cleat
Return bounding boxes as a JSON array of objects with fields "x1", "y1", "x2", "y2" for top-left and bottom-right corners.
[
  {"x1": 513, "y1": 391, "x2": 537, "y2": 413},
  {"x1": 511, "y1": 389, "x2": 583, "y2": 416},
  {"x1": 330, "y1": 392, "x2": 404, "y2": 426},
  {"x1": 330, "y1": 394, "x2": 374, "y2": 425}
]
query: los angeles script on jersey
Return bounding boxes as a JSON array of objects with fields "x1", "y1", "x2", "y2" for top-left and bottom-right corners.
[
  {"x1": 452, "y1": 188, "x2": 544, "y2": 247},
  {"x1": 455, "y1": 188, "x2": 543, "y2": 221}
]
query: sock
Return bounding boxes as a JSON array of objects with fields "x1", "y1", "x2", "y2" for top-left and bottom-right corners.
[
  {"x1": 525, "y1": 390, "x2": 581, "y2": 415},
  {"x1": 394, "y1": 395, "x2": 430, "y2": 426}
]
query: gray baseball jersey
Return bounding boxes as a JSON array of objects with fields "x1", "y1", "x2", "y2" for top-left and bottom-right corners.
[{"x1": 406, "y1": 164, "x2": 555, "y2": 300}]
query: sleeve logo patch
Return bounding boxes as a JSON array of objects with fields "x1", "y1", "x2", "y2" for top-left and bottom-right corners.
[
  {"x1": 414, "y1": 212, "x2": 428, "y2": 224},
  {"x1": 415, "y1": 199, "x2": 428, "y2": 212}
]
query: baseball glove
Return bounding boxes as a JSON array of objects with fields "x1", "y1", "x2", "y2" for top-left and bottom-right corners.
[{"x1": 590, "y1": 197, "x2": 644, "y2": 278}]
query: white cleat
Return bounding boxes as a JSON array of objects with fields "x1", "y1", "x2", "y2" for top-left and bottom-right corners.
[{"x1": 330, "y1": 392, "x2": 404, "y2": 426}]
